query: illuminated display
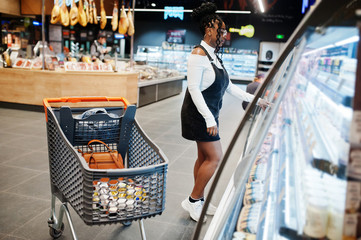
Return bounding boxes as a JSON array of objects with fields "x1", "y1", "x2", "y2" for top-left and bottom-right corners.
[
  {"x1": 229, "y1": 25, "x2": 255, "y2": 38},
  {"x1": 164, "y1": 6, "x2": 184, "y2": 20}
]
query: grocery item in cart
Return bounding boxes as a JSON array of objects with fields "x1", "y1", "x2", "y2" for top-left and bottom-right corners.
[{"x1": 80, "y1": 139, "x2": 124, "y2": 169}]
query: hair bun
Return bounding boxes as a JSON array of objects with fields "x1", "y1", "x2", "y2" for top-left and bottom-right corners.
[{"x1": 191, "y1": 2, "x2": 217, "y2": 22}]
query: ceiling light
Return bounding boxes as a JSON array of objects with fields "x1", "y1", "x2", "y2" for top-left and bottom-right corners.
[
  {"x1": 151, "y1": 3, "x2": 156, "y2": 7},
  {"x1": 258, "y1": 0, "x2": 265, "y2": 13},
  {"x1": 303, "y1": 44, "x2": 335, "y2": 56},
  {"x1": 335, "y1": 36, "x2": 359, "y2": 46}
]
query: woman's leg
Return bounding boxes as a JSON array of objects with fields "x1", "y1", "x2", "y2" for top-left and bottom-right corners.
[
  {"x1": 193, "y1": 145, "x2": 205, "y2": 184},
  {"x1": 191, "y1": 140, "x2": 222, "y2": 199}
]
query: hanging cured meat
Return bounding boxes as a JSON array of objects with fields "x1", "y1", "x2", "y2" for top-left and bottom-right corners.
[
  {"x1": 127, "y1": 8, "x2": 134, "y2": 36},
  {"x1": 100, "y1": 0, "x2": 107, "y2": 29},
  {"x1": 84, "y1": 0, "x2": 90, "y2": 23},
  {"x1": 78, "y1": 0, "x2": 87, "y2": 27},
  {"x1": 118, "y1": 5, "x2": 128, "y2": 34},
  {"x1": 69, "y1": 0, "x2": 79, "y2": 26},
  {"x1": 89, "y1": 0, "x2": 94, "y2": 24},
  {"x1": 60, "y1": 1, "x2": 70, "y2": 27},
  {"x1": 93, "y1": 0, "x2": 98, "y2": 24},
  {"x1": 50, "y1": 0, "x2": 61, "y2": 24},
  {"x1": 111, "y1": 1, "x2": 118, "y2": 31}
]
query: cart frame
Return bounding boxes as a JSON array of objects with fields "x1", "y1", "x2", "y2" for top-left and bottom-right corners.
[{"x1": 43, "y1": 97, "x2": 168, "y2": 240}]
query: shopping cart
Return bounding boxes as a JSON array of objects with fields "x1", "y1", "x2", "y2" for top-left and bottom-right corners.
[{"x1": 43, "y1": 96, "x2": 168, "y2": 240}]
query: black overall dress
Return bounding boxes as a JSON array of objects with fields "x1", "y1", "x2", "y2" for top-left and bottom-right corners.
[{"x1": 181, "y1": 45, "x2": 229, "y2": 142}]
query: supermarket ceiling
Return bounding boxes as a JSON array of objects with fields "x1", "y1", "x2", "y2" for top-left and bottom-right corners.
[{"x1": 131, "y1": 0, "x2": 306, "y2": 15}]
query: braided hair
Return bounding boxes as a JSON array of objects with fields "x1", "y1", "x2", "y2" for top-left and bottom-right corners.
[{"x1": 191, "y1": 2, "x2": 224, "y2": 55}]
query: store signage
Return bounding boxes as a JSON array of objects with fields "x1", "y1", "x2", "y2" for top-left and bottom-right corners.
[
  {"x1": 164, "y1": 6, "x2": 184, "y2": 20},
  {"x1": 33, "y1": 21, "x2": 41, "y2": 26},
  {"x1": 114, "y1": 33, "x2": 125, "y2": 39},
  {"x1": 276, "y1": 34, "x2": 284, "y2": 39},
  {"x1": 229, "y1": 25, "x2": 255, "y2": 38},
  {"x1": 166, "y1": 29, "x2": 186, "y2": 44}
]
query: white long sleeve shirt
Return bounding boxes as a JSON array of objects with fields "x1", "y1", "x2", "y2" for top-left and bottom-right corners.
[{"x1": 187, "y1": 41, "x2": 255, "y2": 128}]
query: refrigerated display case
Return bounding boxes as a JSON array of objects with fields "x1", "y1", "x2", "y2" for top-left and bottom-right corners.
[
  {"x1": 192, "y1": 0, "x2": 361, "y2": 239},
  {"x1": 135, "y1": 44, "x2": 258, "y2": 81}
]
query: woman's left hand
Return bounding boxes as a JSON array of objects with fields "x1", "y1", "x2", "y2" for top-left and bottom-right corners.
[
  {"x1": 258, "y1": 98, "x2": 271, "y2": 110},
  {"x1": 207, "y1": 125, "x2": 218, "y2": 136}
]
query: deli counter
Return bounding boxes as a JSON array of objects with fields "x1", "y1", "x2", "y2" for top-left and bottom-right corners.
[{"x1": 0, "y1": 67, "x2": 139, "y2": 106}]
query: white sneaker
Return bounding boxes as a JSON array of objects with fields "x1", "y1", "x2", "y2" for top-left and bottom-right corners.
[
  {"x1": 181, "y1": 198, "x2": 207, "y2": 222},
  {"x1": 205, "y1": 202, "x2": 217, "y2": 216},
  {"x1": 201, "y1": 199, "x2": 217, "y2": 215}
]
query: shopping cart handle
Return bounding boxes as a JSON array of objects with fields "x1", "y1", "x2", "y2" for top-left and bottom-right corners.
[
  {"x1": 43, "y1": 97, "x2": 131, "y2": 122},
  {"x1": 43, "y1": 96, "x2": 130, "y2": 109}
]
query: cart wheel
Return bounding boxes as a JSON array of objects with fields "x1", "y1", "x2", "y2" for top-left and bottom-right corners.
[
  {"x1": 49, "y1": 223, "x2": 65, "y2": 239},
  {"x1": 122, "y1": 221, "x2": 132, "y2": 226}
]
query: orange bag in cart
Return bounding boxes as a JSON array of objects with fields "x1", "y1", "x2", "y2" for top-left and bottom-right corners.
[{"x1": 80, "y1": 139, "x2": 124, "y2": 169}]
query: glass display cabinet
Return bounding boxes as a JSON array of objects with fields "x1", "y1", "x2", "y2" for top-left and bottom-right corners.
[{"x1": 192, "y1": 1, "x2": 361, "y2": 239}]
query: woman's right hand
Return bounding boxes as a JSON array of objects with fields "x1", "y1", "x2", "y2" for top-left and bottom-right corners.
[
  {"x1": 258, "y1": 98, "x2": 271, "y2": 110},
  {"x1": 207, "y1": 125, "x2": 218, "y2": 136}
]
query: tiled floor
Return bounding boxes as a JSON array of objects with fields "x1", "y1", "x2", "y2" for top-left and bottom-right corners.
[{"x1": 0, "y1": 83, "x2": 248, "y2": 240}]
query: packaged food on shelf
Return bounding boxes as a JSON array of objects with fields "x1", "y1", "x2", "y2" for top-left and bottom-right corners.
[
  {"x1": 31, "y1": 57, "x2": 43, "y2": 70},
  {"x1": 13, "y1": 58, "x2": 25, "y2": 68},
  {"x1": 236, "y1": 203, "x2": 262, "y2": 234}
]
